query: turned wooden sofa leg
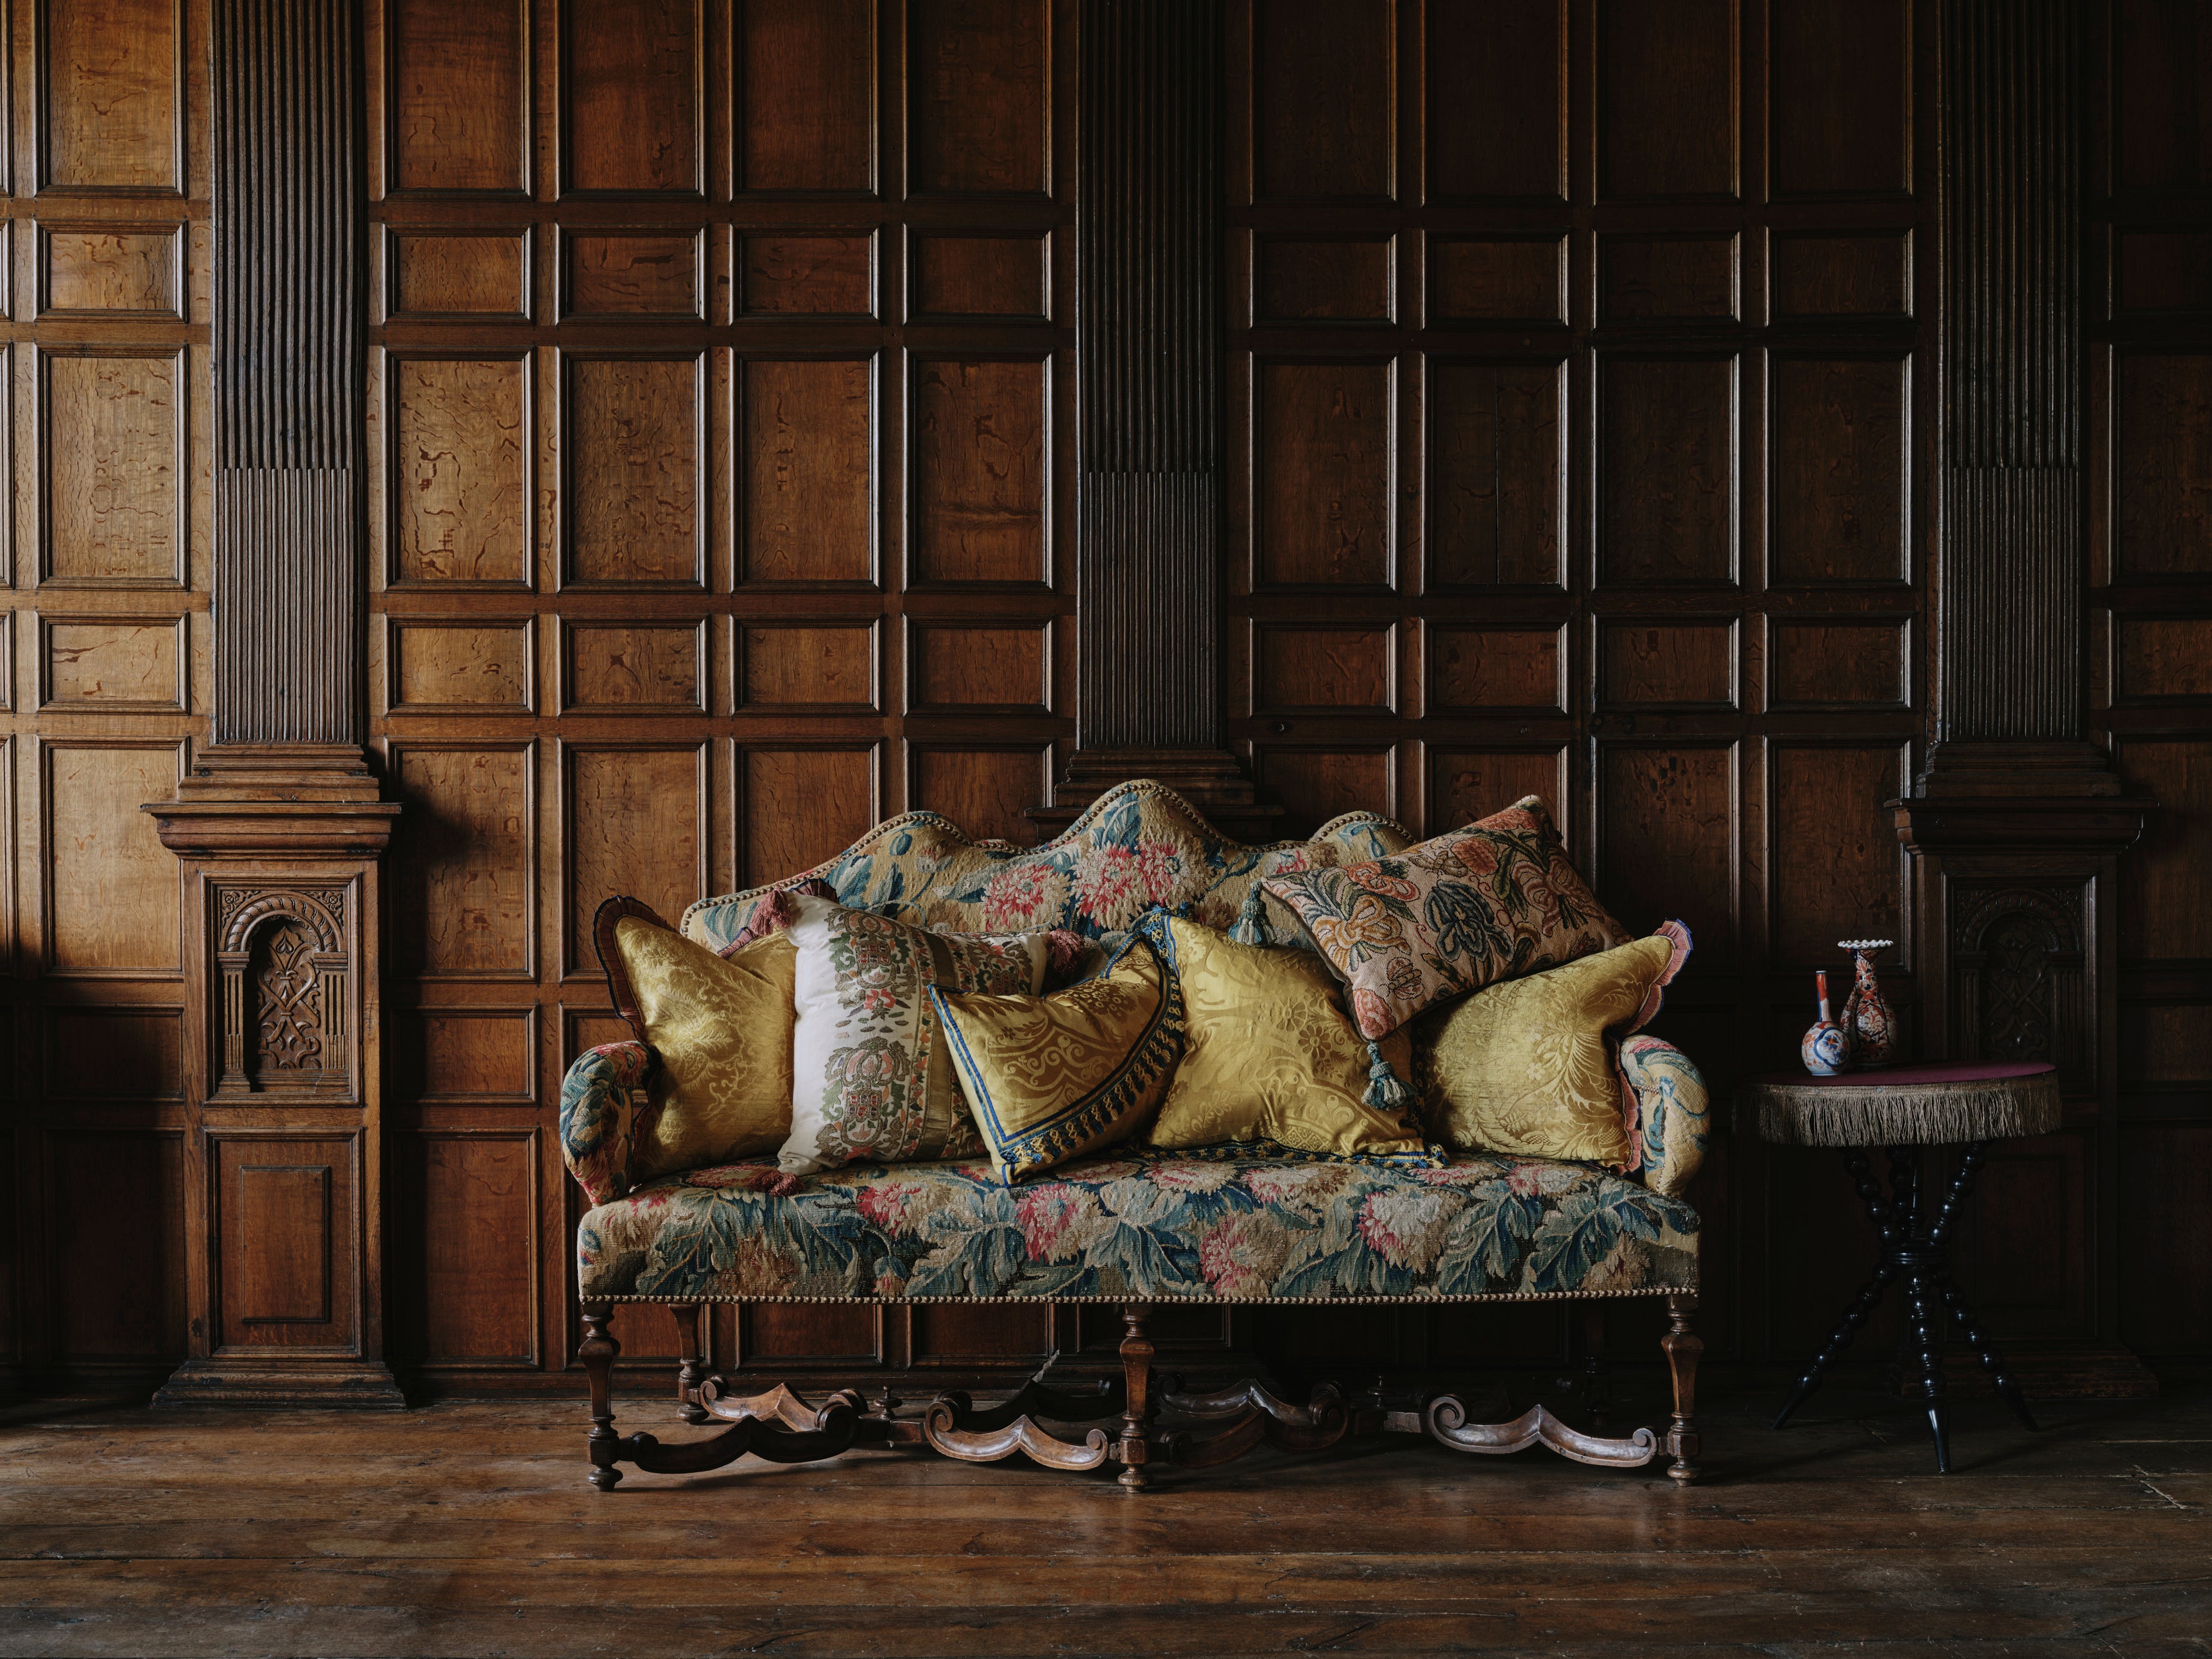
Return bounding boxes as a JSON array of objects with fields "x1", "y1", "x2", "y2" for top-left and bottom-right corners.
[
  {"x1": 1118, "y1": 1305, "x2": 1155, "y2": 1491},
  {"x1": 581, "y1": 1303, "x2": 624, "y2": 1491},
  {"x1": 671, "y1": 1303, "x2": 709, "y2": 1425},
  {"x1": 1663, "y1": 1292, "x2": 1703, "y2": 1486}
]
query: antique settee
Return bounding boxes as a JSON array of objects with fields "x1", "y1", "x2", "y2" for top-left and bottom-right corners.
[{"x1": 558, "y1": 781, "x2": 1710, "y2": 1490}]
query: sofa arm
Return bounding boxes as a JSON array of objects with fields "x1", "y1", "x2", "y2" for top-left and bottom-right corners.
[
  {"x1": 1622, "y1": 1036, "x2": 1710, "y2": 1199},
  {"x1": 560, "y1": 1041, "x2": 655, "y2": 1206}
]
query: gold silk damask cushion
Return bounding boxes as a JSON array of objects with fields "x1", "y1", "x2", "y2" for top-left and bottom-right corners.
[
  {"x1": 1264, "y1": 796, "x2": 1630, "y2": 1041},
  {"x1": 782, "y1": 896, "x2": 1048, "y2": 1176},
  {"x1": 1415, "y1": 926, "x2": 1691, "y2": 1168},
  {"x1": 1145, "y1": 918, "x2": 1428, "y2": 1160},
  {"x1": 934, "y1": 926, "x2": 1186, "y2": 1183},
  {"x1": 591, "y1": 898, "x2": 796, "y2": 1184}
]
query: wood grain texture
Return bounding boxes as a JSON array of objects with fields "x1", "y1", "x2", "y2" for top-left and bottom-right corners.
[
  {"x1": 1768, "y1": 618, "x2": 1910, "y2": 710},
  {"x1": 2115, "y1": 740, "x2": 2212, "y2": 960},
  {"x1": 387, "y1": 621, "x2": 533, "y2": 713},
  {"x1": 1256, "y1": 360, "x2": 1392, "y2": 587},
  {"x1": 1428, "y1": 0, "x2": 1564, "y2": 201},
  {"x1": 44, "y1": 1131, "x2": 186, "y2": 1359},
  {"x1": 562, "y1": 622, "x2": 704, "y2": 714},
  {"x1": 2115, "y1": 354, "x2": 2212, "y2": 578},
  {"x1": 1254, "y1": 238, "x2": 1392, "y2": 323},
  {"x1": 741, "y1": 358, "x2": 875, "y2": 584},
  {"x1": 1599, "y1": 745, "x2": 1734, "y2": 962},
  {"x1": 37, "y1": 225, "x2": 184, "y2": 318},
  {"x1": 1772, "y1": 0, "x2": 1910, "y2": 196},
  {"x1": 390, "y1": 1133, "x2": 537, "y2": 1365},
  {"x1": 1252, "y1": 0, "x2": 1390, "y2": 201},
  {"x1": 1597, "y1": 0, "x2": 1735, "y2": 200},
  {"x1": 1254, "y1": 747, "x2": 1394, "y2": 837},
  {"x1": 41, "y1": 742, "x2": 182, "y2": 975},
  {"x1": 1427, "y1": 360, "x2": 1563, "y2": 586},
  {"x1": 45, "y1": 1009, "x2": 184, "y2": 1100},
  {"x1": 2117, "y1": 231, "x2": 2212, "y2": 315},
  {"x1": 1430, "y1": 749, "x2": 1569, "y2": 835},
  {"x1": 1771, "y1": 356, "x2": 1908, "y2": 585},
  {"x1": 911, "y1": 234, "x2": 1047, "y2": 319},
  {"x1": 912, "y1": 359, "x2": 1047, "y2": 585},
  {"x1": 1769, "y1": 743, "x2": 1905, "y2": 967},
  {"x1": 738, "y1": 0, "x2": 874, "y2": 191},
  {"x1": 40, "y1": 0, "x2": 181, "y2": 191},
  {"x1": 564, "y1": 232, "x2": 704, "y2": 321},
  {"x1": 2116, "y1": 617, "x2": 2212, "y2": 701},
  {"x1": 387, "y1": 0, "x2": 528, "y2": 193},
  {"x1": 42, "y1": 352, "x2": 184, "y2": 586},
  {"x1": 390, "y1": 357, "x2": 530, "y2": 586},
  {"x1": 908, "y1": 0, "x2": 1048, "y2": 195},
  {"x1": 1772, "y1": 232, "x2": 1913, "y2": 320},
  {"x1": 908, "y1": 621, "x2": 1048, "y2": 713},
  {"x1": 406, "y1": 1010, "x2": 535, "y2": 1102},
  {"x1": 386, "y1": 230, "x2": 531, "y2": 320},
  {"x1": 564, "y1": 745, "x2": 704, "y2": 973},
  {"x1": 1599, "y1": 234, "x2": 1738, "y2": 323},
  {"x1": 562, "y1": 0, "x2": 701, "y2": 195},
  {"x1": 1252, "y1": 625, "x2": 1394, "y2": 715},
  {"x1": 565, "y1": 356, "x2": 702, "y2": 587},
  {"x1": 738, "y1": 234, "x2": 873, "y2": 317},
  {"x1": 739, "y1": 623, "x2": 879, "y2": 712},
  {"x1": 1598, "y1": 356, "x2": 1736, "y2": 585},
  {"x1": 908, "y1": 746, "x2": 1050, "y2": 845},
  {"x1": 1429, "y1": 238, "x2": 1566, "y2": 326},
  {"x1": 214, "y1": 1136, "x2": 352, "y2": 1345},
  {"x1": 740, "y1": 747, "x2": 877, "y2": 887},
  {"x1": 1599, "y1": 621, "x2": 1736, "y2": 709},
  {"x1": 1428, "y1": 627, "x2": 1564, "y2": 715},
  {"x1": 391, "y1": 746, "x2": 534, "y2": 979},
  {"x1": 39, "y1": 616, "x2": 187, "y2": 711}
]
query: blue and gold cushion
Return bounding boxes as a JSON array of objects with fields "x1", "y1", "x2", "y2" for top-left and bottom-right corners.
[{"x1": 933, "y1": 925, "x2": 1186, "y2": 1183}]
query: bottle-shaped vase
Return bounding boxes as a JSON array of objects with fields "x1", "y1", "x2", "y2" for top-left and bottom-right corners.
[
  {"x1": 1801, "y1": 969, "x2": 1853, "y2": 1076},
  {"x1": 1837, "y1": 939, "x2": 1897, "y2": 1067}
]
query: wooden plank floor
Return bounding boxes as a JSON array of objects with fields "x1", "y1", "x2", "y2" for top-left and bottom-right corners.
[{"x1": 3, "y1": 1380, "x2": 2208, "y2": 1656}]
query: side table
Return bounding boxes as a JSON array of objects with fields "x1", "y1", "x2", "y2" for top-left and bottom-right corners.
[{"x1": 1741, "y1": 1060, "x2": 2063, "y2": 1473}]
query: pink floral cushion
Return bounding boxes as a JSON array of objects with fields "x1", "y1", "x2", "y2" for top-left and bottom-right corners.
[{"x1": 1262, "y1": 797, "x2": 1630, "y2": 1040}]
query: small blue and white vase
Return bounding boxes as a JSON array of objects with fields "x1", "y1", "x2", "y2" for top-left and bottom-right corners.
[{"x1": 1801, "y1": 969, "x2": 1854, "y2": 1076}]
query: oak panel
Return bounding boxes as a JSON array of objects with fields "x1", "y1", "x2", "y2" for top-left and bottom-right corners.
[
  {"x1": 738, "y1": 233, "x2": 874, "y2": 317},
  {"x1": 908, "y1": 0, "x2": 1048, "y2": 195},
  {"x1": 2116, "y1": 616, "x2": 2212, "y2": 701},
  {"x1": 910, "y1": 1303, "x2": 1051, "y2": 1362},
  {"x1": 740, "y1": 1303, "x2": 883, "y2": 1362},
  {"x1": 1256, "y1": 359, "x2": 1392, "y2": 588},
  {"x1": 739, "y1": 621, "x2": 879, "y2": 712},
  {"x1": 1599, "y1": 745, "x2": 1735, "y2": 964},
  {"x1": 563, "y1": 230, "x2": 704, "y2": 321},
  {"x1": 1597, "y1": 0, "x2": 1735, "y2": 200},
  {"x1": 390, "y1": 745, "x2": 535, "y2": 980},
  {"x1": 2116, "y1": 740, "x2": 2212, "y2": 960},
  {"x1": 1429, "y1": 749, "x2": 1570, "y2": 836},
  {"x1": 1427, "y1": 359, "x2": 1564, "y2": 587},
  {"x1": 386, "y1": 620, "x2": 533, "y2": 714},
  {"x1": 910, "y1": 234, "x2": 1048, "y2": 320},
  {"x1": 407, "y1": 1009, "x2": 536, "y2": 1104},
  {"x1": 1772, "y1": 0, "x2": 1909, "y2": 196},
  {"x1": 215, "y1": 1138, "x2": 352, "y2": 1346},
  {"x1": 738, "y1": 0, "x2": 874, "y2": 191},
  {"x1": 562, "y1": 0, "x2": 702, "y2": 195},
  {"x1": 564, "y1": 355, "x2": 703, "y2": 587},
  {"x1": 911, "y1": 358, "x2": 1048, "y2": 586},
  {"x1": 389, "y1": 356, "x2": 530, "y2": 587},
  {"x1": 741, "y1": 747, "x2": 877, "y2": 886},
  {"x1": 1253, "y1": 0, "x2": 1391, "y2": 202},
  {"x1": 1772, "y1": 231, "x2": 1912, "y2": 320},
  {"x1": 39, "y1": 0, "x2": 180, "y2": 192},
  {"x1": 1771, "y1": 356, "x2": 1908, "y2": 585},
  {"x1": 392, "y1": 1133, "x2": 538, "y2": 1366},
  {"x1": 1770, "y1": 743, "x2": 1905, "y2": 968},
  {"x1": 562, "y1": 621, "x2": 706, "y2": 714},
  {"x1": 908, "y1": 746, "x2": 1051, "y2": 846},
  {"x1": 1768, "y1": 617, "x2": 1910, "y2": 710},
  {"x1": 1428, "y1": 237, "x2": 1566, "y2": 326},
  {"x1": 41, "y1": 740, "x2": 182, "y2": 976},
  {"x1": 1428, "y1": 626, "x2": 1565, "y2": 715},
  {"x1": 564, "y1": 1011, "x2": 633, "y2": 1067},
  {"x1": 45, "y1": 1008, "x2": 182, "y2": 1099},
  {"x1": 2118, "y1": 232, "x2": 2212, "y2": 315},
  {"x1": 740, "y1": 358, "x2": 875, "y2": 585},
  {"x1": 566, "y1": 744, "x2": 706, "y2": 973},
  {"x1": 1252, "y1": 624, "x2": 1395, "y2": 715},
  {"x1": 907, "y1": 620, "x2": 1048, "y2": 713},
  {"x1": 1254, "y1": 238, "x2": 1393, "y2": 323},
  {"x1": 1598, "y1": 356, "x2": 1736, "y2": 586},
  {"x1": 2116, "y1": 356, "x2": 2212, "y2": 578},
  {"x1": 2117, "y1": 0, "x2": 2211, "y2": 191},
  {"x1": 385, "y1": 229, "x2": 531, "y2": 321},
  {"x1": 2121, "y1": 1004, "x2": 2212, "y2": 1083},
  {"x1": 1599, "y1": 620, "x2": 1736, "y2": 709},
  {"x1": 2119, "y1": 1124, "x2": 2212, "y2": 1357},
  {"x1": 1599, "y1": 234, "x2": 1739, "y2": 323},
  {"x1": 1428, "y1": 0, "x2": 1564, "y2": 202},
  {"x1": 1254, "y1": 747, "x2": 1395, "y2": 838},
  {"x1": 35, "y1": 223, "x2": 183, "y2": 318},
  {"x1": 387, "y1": 0, "x2": 528, "y2": 194},
  {"x1": 42, "y1": 351, "x2": 184, "y2": 587},
  {"x1": 47, "y1": 1130, "x2": 186, "y2": 1360},
  {"x1": 38, "y1": 614, "x2": 187, "y2": 711}
]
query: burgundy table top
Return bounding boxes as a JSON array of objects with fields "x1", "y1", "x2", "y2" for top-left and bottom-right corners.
[{"x1": 1743, "y1": 1060, "x2": 2055, "y2": 1090}]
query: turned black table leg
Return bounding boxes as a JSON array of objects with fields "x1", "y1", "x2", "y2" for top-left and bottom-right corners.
[
  {"x1": 1927, "y1": 1142, "x2": 2037, "y2": 1433},
  {"x1": 1774, "y1": 1150, "x2": 1902, "y2": 1429}
]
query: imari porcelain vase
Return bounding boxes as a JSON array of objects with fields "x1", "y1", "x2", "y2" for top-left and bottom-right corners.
[
  {"x1": 1837, "y1": 938, "x2": 1897, "y2": 1067},
  {"x1": 1801, "y1": 969, "x2": 1853, "y2": 1075}
]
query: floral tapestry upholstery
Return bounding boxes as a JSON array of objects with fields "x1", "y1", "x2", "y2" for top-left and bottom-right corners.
[
  {"x1": 575, "y1": 1148, "x2": 1699, "y2": 1303},
  {"x1": 680, "y1": 779, "x2": 1412, "y2": 951}
]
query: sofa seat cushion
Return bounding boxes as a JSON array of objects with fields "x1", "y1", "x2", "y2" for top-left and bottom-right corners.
[{"x1": 577, "y1": 1151, "x2": 1698, "y2": 1303}]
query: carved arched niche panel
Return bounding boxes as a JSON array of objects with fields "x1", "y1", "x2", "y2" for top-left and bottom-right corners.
[
  {"x1": 1949, "y1": 884, "x2": 2091, "y2": 1088},
  {"x1": 214, "y1": 888, "x2": 352, "y2": 1095}
]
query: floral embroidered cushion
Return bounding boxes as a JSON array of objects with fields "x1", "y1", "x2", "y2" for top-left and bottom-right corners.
[
  {"x1": 935, "y1": 923, "x2": 1186, "y2": 1183},
  {"x1": 714, "y1": 878, "x2": 835, "y2": 956},
  {"x1": 1263, "y1": 796, "x2": 1630, "y2": 1041},
  {"x1": 591, "y1": 898, "x2": 796, "y2": 1183},
  {"x1": 1144, "y1": 917, "x2": 1428, "y2": 1161},
  {"x1": 781, "y1": 896, "x2": 1048, "y2": 1176},
  {"x1": 1415, "y1": 926, "x2": 1690, "y2": 1168}
]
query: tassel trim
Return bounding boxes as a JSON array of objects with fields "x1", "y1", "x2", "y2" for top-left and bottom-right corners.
[
  {"x1": 1754, "y1": 1074, "x2": 2063, "y2": 1149},
  {"x1": 1228, "y1": 885, "x2": 1269, "y2": 946},
  {"x1": 1363, "y1": 1040, "x2": 1417, "y2": 1119}
]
